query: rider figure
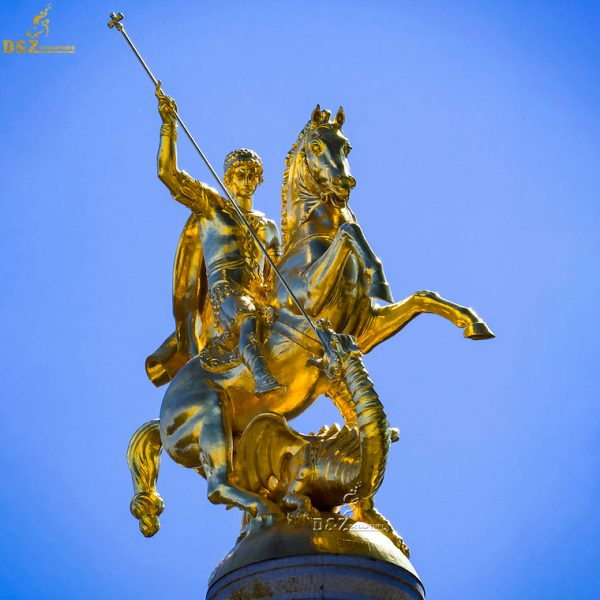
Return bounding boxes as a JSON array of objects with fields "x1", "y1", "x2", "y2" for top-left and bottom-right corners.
[{"x1": 156, "y1": 82, "x2": 284, "y2": 395}]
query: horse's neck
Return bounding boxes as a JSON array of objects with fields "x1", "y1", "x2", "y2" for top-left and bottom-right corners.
[
  {"x1": 289, "y1": 200, "x2": 355, "y2": 243},
  {"x1": 285, "y1": 159, "x2": 355, "y2": 244}
]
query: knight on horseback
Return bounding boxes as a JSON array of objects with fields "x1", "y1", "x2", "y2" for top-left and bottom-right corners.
[
  {"x1": 150, "y1": 82, "x2": 284, "y2": 396},
  {"x1": 127, "y1": 101, "x2": 495, "y2": 541}
]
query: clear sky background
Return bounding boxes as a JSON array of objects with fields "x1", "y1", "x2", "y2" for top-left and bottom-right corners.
[{"x1": 1, "y1": 1, "x2": 598, "y2": 598}]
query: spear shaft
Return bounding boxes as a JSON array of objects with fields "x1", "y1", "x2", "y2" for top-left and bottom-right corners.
[{"x1": 107, "y1": 12, "x2": 325, "y2": 348}]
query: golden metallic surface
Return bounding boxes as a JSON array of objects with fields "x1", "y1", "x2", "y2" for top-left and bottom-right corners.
[
  {"x1": 208, "y1": 512, "x2": 419, "y2": 588},
  {"x1": 126, "y1": 100, "x2": 494, "y2": 564}
]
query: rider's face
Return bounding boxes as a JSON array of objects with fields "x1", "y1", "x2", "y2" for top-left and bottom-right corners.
[{"x1": 227, "y1": 164, "x2": 260, "y2": 203}]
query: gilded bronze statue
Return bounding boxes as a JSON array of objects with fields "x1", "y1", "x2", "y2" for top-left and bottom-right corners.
[
  {"x1": 110, "y1": 11, "x2": 494, "y2": 590},
  {"x1": 127, "y1": 98, "x2": 494, "y2": 549}
]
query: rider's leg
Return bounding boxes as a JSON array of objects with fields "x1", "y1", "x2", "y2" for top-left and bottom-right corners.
[
  {"x1": 217, "y1": 293, "x2": 284, "y2": 395},
  {"x1": 239, "y1": 314, "x2": 285, "y2": 395}
]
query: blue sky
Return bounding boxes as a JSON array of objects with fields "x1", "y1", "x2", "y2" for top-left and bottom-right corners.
[{"x1": 1, "y1": 1, "x2": 599, "y2": 598}]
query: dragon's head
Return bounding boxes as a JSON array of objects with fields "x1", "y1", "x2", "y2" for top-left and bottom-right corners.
[{"x1": 307, "y1": 319, "x2": 362, "y2": 381}]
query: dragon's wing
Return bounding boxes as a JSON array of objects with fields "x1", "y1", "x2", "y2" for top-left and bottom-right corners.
[{"x1": 234, "y1": 413, "x2": 309, "y2": 493}]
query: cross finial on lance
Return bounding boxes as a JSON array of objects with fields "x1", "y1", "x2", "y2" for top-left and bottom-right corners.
[{"x1": 108, "y1": 12, "x2": 124, "y2": 31}]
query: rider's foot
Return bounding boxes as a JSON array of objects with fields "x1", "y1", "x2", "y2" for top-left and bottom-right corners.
[{"x1": 242, "y1": 338, "x2": 286, "y2": 396}]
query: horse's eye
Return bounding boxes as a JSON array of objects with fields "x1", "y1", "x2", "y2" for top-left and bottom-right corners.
[{"x1": 310, "y1": 142, "x2": 323, "y2": 155}]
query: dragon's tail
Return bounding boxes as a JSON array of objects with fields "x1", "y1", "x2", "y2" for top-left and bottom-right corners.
[{"x1": 342, "y1": 349, "x2": 389, "y2": 498}]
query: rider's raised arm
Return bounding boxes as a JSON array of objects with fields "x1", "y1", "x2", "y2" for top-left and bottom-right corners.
[
  {"x1": 155, "y1": 82, "x2": 221, "y2": 214},
  {"x1": 161, "y1": 167, "x2": 221, "y2": 215}
]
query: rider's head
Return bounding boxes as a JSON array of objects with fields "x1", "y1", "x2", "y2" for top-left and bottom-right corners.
[{"x1": 224, "y1": 148, "x2": 263, "y2": 205}]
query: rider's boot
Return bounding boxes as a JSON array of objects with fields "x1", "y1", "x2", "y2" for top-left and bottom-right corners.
[{"x1": 242, "y1": 338, "x2": 286, "y2": 396}]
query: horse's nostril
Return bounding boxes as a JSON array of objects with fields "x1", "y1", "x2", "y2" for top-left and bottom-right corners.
[{"x1": 348, "y1": 176, "x2": 356, "y2": 189}]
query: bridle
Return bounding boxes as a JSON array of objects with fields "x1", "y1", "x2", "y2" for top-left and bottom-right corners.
[{"x1": 299, "y1": 139, "x2": 350, "y2": 225}]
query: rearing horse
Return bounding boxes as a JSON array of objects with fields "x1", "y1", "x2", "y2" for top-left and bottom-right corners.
[{"x1": 127, "y1": 105, "x2": 494, "y2": 538}]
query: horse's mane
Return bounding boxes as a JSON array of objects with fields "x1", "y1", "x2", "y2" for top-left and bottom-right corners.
[
  {"x1": 280, "y1": 109, "x2": 343, "y2": 249},
  {"x1": 280, "y1": 120, "x2": 312, "y2": 249}
]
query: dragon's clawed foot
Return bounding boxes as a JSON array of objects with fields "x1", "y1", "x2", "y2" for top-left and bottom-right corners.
[
  {"x1": 387, "y1": 530, "x2": 411, "y2": 558},
  {"x1": 244, "y1": 510, "x2": 285, "y2": 536},
  {"x1": 284, "y1": 493, "x2": 320, "y2": 526}
]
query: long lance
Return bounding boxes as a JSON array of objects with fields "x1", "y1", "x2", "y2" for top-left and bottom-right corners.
[{"x1": 107, "y1": 12, "x2": 326, "y2": 349}]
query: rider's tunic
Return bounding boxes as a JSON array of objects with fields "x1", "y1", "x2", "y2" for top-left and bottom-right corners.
[{"x1": 170, "y1": 169, "x2": 281, "y2": 334}]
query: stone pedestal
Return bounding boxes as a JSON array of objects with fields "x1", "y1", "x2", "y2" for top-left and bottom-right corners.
[{"x1": 206, "y1": 514, "x2": 425, "y2": 600}]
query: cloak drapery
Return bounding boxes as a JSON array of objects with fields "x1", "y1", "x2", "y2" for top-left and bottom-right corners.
[{"x1": 145, "y1": 214, "x2": 215, "y2": 387}]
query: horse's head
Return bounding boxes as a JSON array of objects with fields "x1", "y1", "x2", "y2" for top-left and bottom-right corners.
[
  {"x1": 301, "y1": 104, "x2": 356, "y2": 207},
  {"x1": 281, "y1": 105, "x2": 357, "y2": 247}
]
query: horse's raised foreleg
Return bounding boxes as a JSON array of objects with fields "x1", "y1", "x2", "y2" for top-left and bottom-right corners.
[
  {"x1": 303, "y1": 229, "x2": 356, "y2": 315},
  {"x1": 339, "y1": 222, "x2": 393, "y2": 303},
  {"x1": 357, "y1": 290, "x2": 495, "y2": 353},
  {"x1": 303, "y1": 224, "x2": 394, "y2": 315}
]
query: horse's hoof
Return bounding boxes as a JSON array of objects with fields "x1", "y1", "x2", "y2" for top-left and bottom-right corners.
[
  {"x1": 367, "y1": 282, "x2": 394, "y2": 303},
  {"x1": 464, "y1": 321, "x2": 495, "y2": 340}
]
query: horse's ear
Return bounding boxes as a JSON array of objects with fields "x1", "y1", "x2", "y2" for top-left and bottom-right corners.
[
  {"x1": 335, "y1": 106, "x2": 345, "y2": 127},
  {"x1": 311, "y1": 104, "x2": 321, "y2": 127}
]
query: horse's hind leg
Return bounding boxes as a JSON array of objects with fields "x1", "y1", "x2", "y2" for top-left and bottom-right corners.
[{"x1": 161, "y1": 369, "x2": 281, "y2": 519}]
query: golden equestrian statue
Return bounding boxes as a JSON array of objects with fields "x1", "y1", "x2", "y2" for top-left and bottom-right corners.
[
  {"x1": 108, "y1": 9, "x2": 494, "y2": 576},
  {"x1": 126, "y1": 99, "x2": 494, "y2": 555}
]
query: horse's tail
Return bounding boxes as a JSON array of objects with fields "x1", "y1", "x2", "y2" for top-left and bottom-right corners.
[{"x1": 126, "y1": 419, "x2": 164, "y2": 537}]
